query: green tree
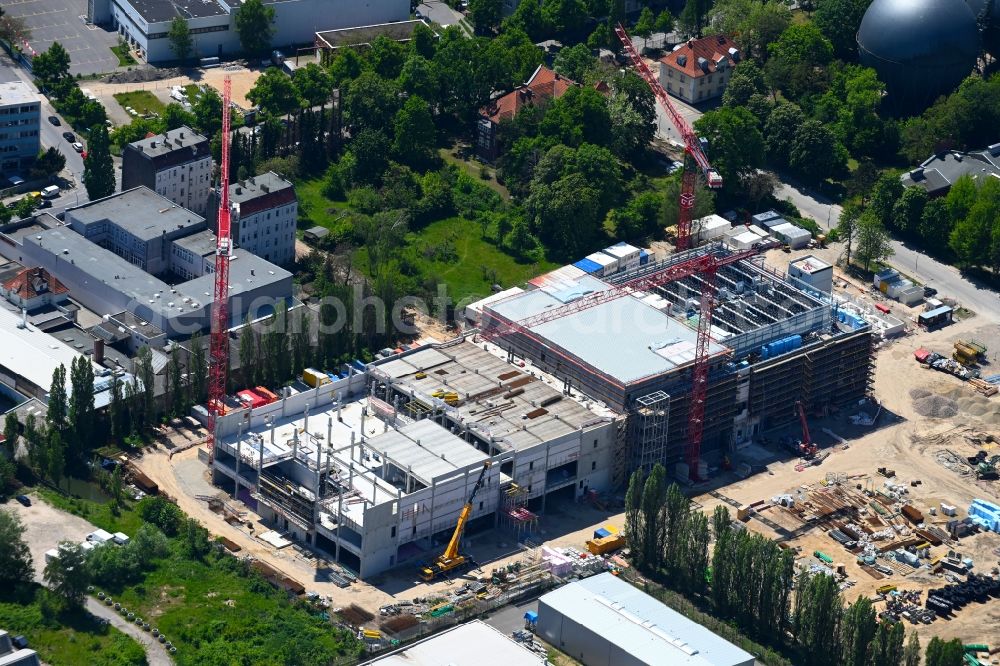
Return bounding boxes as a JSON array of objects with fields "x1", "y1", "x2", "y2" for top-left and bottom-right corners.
[
  {"x1": 765, "y1": 24, "x2": 833, "y2": 99},
  {"x1": 552, "y1": 43, "x2": 594, "y2": 83},
  {"x1": 168, "y1": 16, "x2": 193, "y2": 62},
  {"x1": 918, "y1": 198, "x2": 951, "y2": 250},
  {"x1": 794, "y1": 573, "x2": 843, "y2": 666},
  {"x1": 368, "y1": 35, "x2": 407, "y2": 79},
  {"x1": 393, "y1": 96, "x2": 436, "y2": 169},
  {"x1": 68, "y1": 355, "x2": 95, "y2": 459},
  {"x1": 47, "y1": 429, "x2": 64, "y2": 488},
  {"x1": 950, "y1": 178, "x2": 1000, "y2": 268},
  {"x1": 293, "y1": 62, "x2": 333, "y2": 108},
  {"x1": 790, "y1": 119, "x2": 848, "y2": 182},
  {"x1": 0, "y1": 509, "x2": 32, "y2": 589},
  {"x1": 541, "y1": 0, "x2": 588, "y2": 39},
  {"x1": 608, "y1": 72, "x2": 656, "y2": 158},
  {"x1": 13, "y1": 196, "x2": 36, "y2": 220},
  {"x1": 44, "y1": 541, "x2": 90, "y2": 607},
  {"x1": 168, "y1": 353, "x2": 184, "y2": 417},
  {"x1": 814, "y1": 0, "x2": 871, "y2": 59},
  {"x1": 239, "y1": 326, "x2": 259, "y2": 387},
  {"x1": 29, "y1": 146, "x2": 66, "y2": 180},
  {"x1": 868, "y1": 172, "x2": 904, "y2": 227},
  {"x1": 708, "y1": 0, "x2": 791, "y2": 60},
  {"x1": 925, "y1": 637, "x2": 964, "y2": 666},
  {"x1": 350, "y1": 128, "x2": 391, "y2": 184},
  {"x1": 763, "y1": 102, "x2": 805, "y2": 166},
  {"x1": 182, "y1": 518, "x2": 211, "y2": 559},
  {"x1": 109, "y1": 375, "x2": 125, "y2": 443},
  {"x1": 847, "y1": 157, "x2": 879, "y2": 204},
  {"x1": 662, "y1": 174, "x2": 715, "y2": 230},
  {"x1": 470, "y1": 0, "x2": 503, "y2": 34},
  {"x1": 328, "y1": 47, "x2": 364, "y2": 87},
  {"x1": 47, "y1": 364, "x2": 68, "y2": 432},
  {"x1": 399, "y1": 55, "x2": 440, "y2": 104},
  {"x1": 344, "y1": 70, "x2": 402, "y2": 133},
  {"x1": 638, "y1": 463, "x2": 667, "y2": 571},
  {"x1": 0, "y1": 8, "x2": 30, "y2": 49},
  {"x1": 903, "y1": 632, "x2": 921, "y2": 666},
  {"x1": 694, "y1": 106, "x2": 765, "y2": 193},
  {"x1": 189, "y1": 332, "x2": 207, "y2": 405},
  {"x1": 679, "y1": 0, "x2": 712, "y2": 36},
  {"x1": 838, "y1": 201, "x2": 861, "y2": 267},
  {"x1": 540, "y1": 85, "x2": 612, "y2": 147},
  {"x1": 135, "y1": 346, "x2": 155, "y2": 430},
  {"x1": 3, "y1": 412, "x2": 18, "y2": 459},
  {"x1": 892, "y1": 186, "x2": 928, "y2": 235},
  {"x1": 869, "y1": 621, "x2": 905, "y2": 666},
  {"x1": 32, "y1": 42, "x2": 71, "y2": 94},
  {"x1": 633, "y1": 7, "x2": 656, "y2": 38},
  {"x1": 855, "y1": 210, "x2": 894, "y2": 271},
  {"x1": 506, "y1": 0, "x2": 547, "y2": 41},
  {"x1": 504, "y1": 216, "x2": 538, "y2": 258},
  {"x1": 710, "y1": 505, "x2": 734, "y2": 612},
  {"x1": 162, "y1": 103, "x2": 196, "y2": 131},
  {"x1": 83, "y1": 123, "x2": 115, "y2": 200},
  {"x1": 411, "y1": 22, "x2": 437, "y2": 59},
  {"x1": 722, "y1": 61, "x2": 768, "y2": 109},
  {"x1": 234, "y1": 0, "x2": 275, "y2": 57},
  {"x1": 138, "y1": 496, "x2": 185, "y2": 536},
  {"x1": 247, "y1": 67, "x2": 302, "y2": 117},
  {"x1": 608, "y1": 191, "x2": 661, "y2": 240},
  {"x1": 109, "y1": 464, "x2": 124, "y2": 509},
  {"x1": 840, "y1": 596, "x2": 877, "y2": 666}
]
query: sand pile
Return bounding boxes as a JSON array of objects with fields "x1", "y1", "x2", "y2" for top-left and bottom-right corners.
[{"x1": 913, "y1": 394, "x2": 959, "y2": 418}]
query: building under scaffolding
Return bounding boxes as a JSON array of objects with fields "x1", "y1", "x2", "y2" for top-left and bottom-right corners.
[
  {"x1": 479, "y1": 244, "x2": 874, "y2": 480},
  {"x1": 208, "y1": 345, "x2": 620, "y2": 578}
]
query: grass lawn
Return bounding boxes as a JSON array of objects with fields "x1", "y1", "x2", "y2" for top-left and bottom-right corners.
[
  {"x1": 183, "y1": 84, "x2": 202, "y2": 101},
  {"x1": 439, "y1": 148, "x2": 510, "y2": 200},
  {"x1": 112, "y1": 91, "x2": 166, "y2": 118},
  {"x1": 297, "y1": 179, "x2": 353, "y2": 239},
  {"x1": 37, "y1": 487, "x2": 144, "y2": 536},
  {"x1": 400, "y1": 216, "x2": 557, "y2": 300},
  {"x1": 0, "y1": 588, "x2": 146, "y2": 666},
  {"x1": 110, "y1": 45, "x2": 136, "y2": 67}
]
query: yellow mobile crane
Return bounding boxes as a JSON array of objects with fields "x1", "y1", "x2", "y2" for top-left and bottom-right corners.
[{"x1": 420, "y1": 461, "x2": 492, "y2": 582}]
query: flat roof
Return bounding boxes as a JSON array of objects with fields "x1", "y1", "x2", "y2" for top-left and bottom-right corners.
[
  {"x1": 540, "y1": 573, "x2": 754, "y2": 666},
  {"x1": 316, "y1": 20, "x2": 428, "y2": 49},
  {"x1": 127, "y1": 126, "x2": 209, "y2": 158},
  {"x1": 488, "y1": 286, "x2": 729, "y2": 385},
  {"x1": 0, "y1": 80, "x2": 38, "y2": 107},
  {"x1": 229, "y1": 171, "x2": 293, "y2": 205},
  {"x1": 790, "y1": 255, "x2": 831, "y2": 273},
  {"x1": 0, "y1": 306, "x2": 86, "y2": 392},
  {"x1": 119, "y1": 0, "x2": 226, "y2": 25},
  {"x1": 25, "y1": 228, "x2": 290, "y2": 321},
  {"x1": 67, "y1": 187, "x2": 205, "y2": 241},
  {"x1": 364, "y1": 620, "x2": 543, "y2": 666},
  {"x1": 173, "y1": 229, "x2": 217, "y2": 257}
]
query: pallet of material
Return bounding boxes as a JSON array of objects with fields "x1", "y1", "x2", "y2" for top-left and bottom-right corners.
[
  {"x1": 970, "y1": 379, "x2": 998, "y2": 396},
  {"x1": 860, "y1": 565, "x2": 885, "y2": 579},
  {"x1": 219, "y1": 536, "x2": 242, "y2": 552},
  {"x1": 915, "y1": 529, "x2": 943, "y2": 546}
]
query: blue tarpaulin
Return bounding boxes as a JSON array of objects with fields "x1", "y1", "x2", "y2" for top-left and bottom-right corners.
[{"x1": 573, "y1": 258, "x2": 602, "y2": 274}]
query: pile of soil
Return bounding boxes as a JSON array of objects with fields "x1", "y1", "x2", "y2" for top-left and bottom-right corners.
[
  {"x1": 102, "y1": 66, "x2": 180, "y2": 84},
  {"x1": 913, "y1": 394, "x2": 959, "y2": 418}
]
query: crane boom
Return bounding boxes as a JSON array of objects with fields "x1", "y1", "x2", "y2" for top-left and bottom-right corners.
[
  {"x1": 207, "y1": 76, "x2": 233, "y2": 461},
  {"x1": 614, "y1": 24, "x2": 721, "y2": 251},
  {"x1": 421, "y1": 461, "x2": 492, "y2": 581}
]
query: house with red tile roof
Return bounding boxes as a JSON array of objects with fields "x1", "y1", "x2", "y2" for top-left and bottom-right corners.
[
  {"x1": 658, "y1": 35, "x2": 741, "y2": 104},
  {"x1": 476, "y1": 65, "x2": 578, "y2": 161},
  {"x1": 0, "y1": 266, "x2": 69, "y2": 312}
]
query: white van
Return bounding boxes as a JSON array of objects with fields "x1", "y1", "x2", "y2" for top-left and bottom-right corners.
[{"x1": 41, "y1": 185, "x2": 60, "y2": 199}]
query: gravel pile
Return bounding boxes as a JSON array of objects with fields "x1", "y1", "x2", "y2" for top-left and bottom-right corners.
[
  {"x1": 913, "y1": 394, "x2": 959, "y2": 418},
  {"x1": 102, "y1": 66, "x2": 181, "y2": 84},
  {"x1": 909, "y1": 388, "x2": 932, "y2": 399}
]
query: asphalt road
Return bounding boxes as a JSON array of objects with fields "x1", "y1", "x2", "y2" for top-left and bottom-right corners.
[
  {"x1": 776, "y1": 178, "x2": 1000, "y2": 323},
  {"x1": 4, "y1": 0, "x2": 120, "y2": 75}
]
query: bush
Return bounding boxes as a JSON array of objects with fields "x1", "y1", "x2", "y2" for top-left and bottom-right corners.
[{"x1": 136, "y1": 497, "x2": 184, "y2": 536}]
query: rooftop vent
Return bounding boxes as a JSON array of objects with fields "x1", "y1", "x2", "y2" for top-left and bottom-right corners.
[{"x1": 677, "y1": 54, "x2": 687, "y2": 66}]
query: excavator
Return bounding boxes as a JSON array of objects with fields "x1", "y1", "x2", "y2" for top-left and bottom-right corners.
[{"x1": 420, "y1": 461, "x2": 492, "y2": 582}]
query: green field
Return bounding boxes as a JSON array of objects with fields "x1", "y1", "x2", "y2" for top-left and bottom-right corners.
[
  {"x1": 112, "y1": 91, "x2": 165, "y2": 118},
  {"x1": 110, "y1": 45, "x2": 136, "y2": 67},
  {"x1": 297, "y1": 179, "x2": 353, "y2": 240},
  {"x1": 0, "y1": 589, "x2": 146, "y2": 666}
]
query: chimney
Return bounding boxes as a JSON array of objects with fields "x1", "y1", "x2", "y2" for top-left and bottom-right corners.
[
  {"x1": 151, "y1": 141, "x2": 157, "y2": 148},
  {"x1": 94, "y1": 338, "x2": 105, "y2": 364},
  {"x1": 180, "y1": 131, "x2": 185, "y2": 138},
  {"x1": 17, "y1": 308, "x2": 26, "y2": 329}
]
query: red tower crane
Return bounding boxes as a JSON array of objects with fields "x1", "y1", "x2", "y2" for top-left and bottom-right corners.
[
  {"x1": 614, "y1": 24, "x2": 722, "y2": 252},
  {"x1": 207, "y1": 76, "x2": 233, "y2": 460}
]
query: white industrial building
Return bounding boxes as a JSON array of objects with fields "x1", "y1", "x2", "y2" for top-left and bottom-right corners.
[
  {"x1": 209, "y1": 340, "x2": 620, "y2": 578},
  {"x1": 536, "y1": 572, "x2": 754, "y2": 666},
  {"x1": 96, "y1": 0, "x2": 409, "y2": 63},
  {"x1": 0, "y1": 81, "x2": 40, "y2": 177},
  {"x1": 363, "y1": 620, "x2": 543, "y2": 666}
]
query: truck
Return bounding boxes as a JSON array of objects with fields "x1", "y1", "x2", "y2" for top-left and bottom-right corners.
[{"x1": 420, "y1": 461, "x2": 491, "y2": 582}]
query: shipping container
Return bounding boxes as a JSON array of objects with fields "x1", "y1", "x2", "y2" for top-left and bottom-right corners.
[{"x1": 302, "y1": 368, "x2": 331, "y2": 388}]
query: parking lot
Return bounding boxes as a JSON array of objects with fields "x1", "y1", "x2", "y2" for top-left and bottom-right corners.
[
  {"x1": 3, "y1": 493, "x2": 99, "y2": 582},
  {"x1": 4, "y1": 0, "x2": 121, "y2": 75}
]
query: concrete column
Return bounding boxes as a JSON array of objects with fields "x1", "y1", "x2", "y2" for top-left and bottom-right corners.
[
  {"x1": 292, "y1": 428, "x2": 299, "y2": 461},
  {"x1": 336, "y1": 489, "x2": 343, "y2": 562},
  {"x1": 234, "y1": 434, "x2": 242, "y2": 501},
  {"x1": 337, "y1": 391, "x2": 343, "y2": 422},
  {"x1": 304, "y1": 403, "x2": 310, "y2": 436},
  {"x1": 360, "y1": 411, "x2": 366, "y2": 442},
  {"x1": 542, "y1": 440, "x2": 551, "y2": 514},
  {"x1": 350, "y1": 431, "x2": 356, "y2": 463},
  {"x1": 429, "y1": 477, "x2": 437, "y2": 541}
]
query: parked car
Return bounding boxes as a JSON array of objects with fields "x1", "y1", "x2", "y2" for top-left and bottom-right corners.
[
  {"x1": 923, "y1": 286, "x2": 938, "y2": 298},
  {"x1": 62, "y1": 131, "x2": 75, "y2": 142},
  {"x1": 15, "y1": 495, "x2": 30, "y2": 507},
  {"x1": 48, "y1": 115, "x2": 61, "y2": 126},
  {"x1": 72, "y1": 142, "x2": 84, "y2": 153}
]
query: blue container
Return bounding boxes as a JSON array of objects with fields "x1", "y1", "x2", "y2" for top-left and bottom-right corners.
[
  {"x1": 594, "y1": 528, "x2": 611, "y2": 539},
  {"x1": 761, "y1": 345, "x2": 770, "y2": 360},
  {"x1": 351, "y1": 360, "x2": 366, "y2": 372},
  {"x1": 639, "y1": 250, "x2": 650, "y2": 265},
  {"x1": 785, "y1": 335, "x2": 802, "y2": 351}
]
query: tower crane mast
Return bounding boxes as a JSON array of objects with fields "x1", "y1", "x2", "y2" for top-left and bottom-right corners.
[
  {"x1": 207, "y1": 76, "x2": 233, "y2": 461},
  {"x1": 614, "y1": 24, "x2": 722, "y2": 252}
]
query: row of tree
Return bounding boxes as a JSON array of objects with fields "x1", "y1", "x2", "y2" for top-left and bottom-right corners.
[{"x1": 623, "y1": 464, "x2": 968, "y2": 666}]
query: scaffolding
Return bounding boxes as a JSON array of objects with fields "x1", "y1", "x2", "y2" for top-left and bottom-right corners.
[
  {"x1": 500, "y1": 483, "x2": 538, "y2": 541},
  {"x1": 631, "y1": 391, "x2": 670, "y2": 472}
]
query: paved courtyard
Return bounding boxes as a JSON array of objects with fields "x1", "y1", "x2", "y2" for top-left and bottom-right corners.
[{"x1": 4, "y1": 0, "x2": 120, "y2": 75}]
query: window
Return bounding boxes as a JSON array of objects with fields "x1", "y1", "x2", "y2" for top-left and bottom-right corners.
[
  {"x1": 529, "y1": 461, "x2": 533, "y2": 470},
  {"x1": 479, "y1": 501, "x2": 483, "y2": 510},
  {"x1": 591, "y1": 461, "x2": 597, "y2": 471},
  {"x1": 593, "y1": 439, "x2": 598, "y2": 449},
  {"x1": 579, "y1": 480, "x2": 584, "y2": 489},
  {"x1": 390, "y1": 525, "x2": 396, "y2": 538}
]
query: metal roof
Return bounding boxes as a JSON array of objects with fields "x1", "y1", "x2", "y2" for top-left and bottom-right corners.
[
  {"x1": 364, "y1": 619, "x2": 542, "y2": 666},
  {"x1": 66, "y1": 187, "x2": 205, "y2": 241},
  {"x1": 365, "y1": 419, "x2": 488, "y2": 485},
  {"x1": 539, "y1": 573, "x2": 754, "y2": 666}
]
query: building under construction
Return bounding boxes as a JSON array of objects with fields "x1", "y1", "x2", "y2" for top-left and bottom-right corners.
[
  {"x1": 209, "y1": 343, "x2": 620, "y2": 578},
  {"x1": 480, "y1": 244, "x2": 874, "y2": 481}
]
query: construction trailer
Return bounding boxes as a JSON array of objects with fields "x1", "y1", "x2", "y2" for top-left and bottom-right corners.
[
  {"x1": 209, "y1": 343, "x2": 619, "y2": 579},
  {"x1": 480, "y1": 244, "x2": 874, "y2": 481}
]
